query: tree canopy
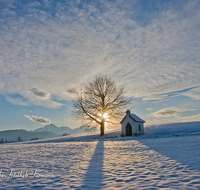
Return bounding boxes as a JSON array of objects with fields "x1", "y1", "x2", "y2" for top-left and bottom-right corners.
[{"x1": 72, "y1": 75, "x2": 131, "y2": 136}]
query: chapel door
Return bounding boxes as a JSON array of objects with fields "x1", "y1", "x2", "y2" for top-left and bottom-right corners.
[{"x1": 126, "y1": 123, "x2": 132, "y2": 136}]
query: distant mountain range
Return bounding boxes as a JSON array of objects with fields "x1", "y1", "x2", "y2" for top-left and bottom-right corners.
[
  {"x1": 0, "y1": 124, "x2": 99, "y2": 142},
  {"x1": 33, "y1": 124, "x2": 98, "y2": 135}
]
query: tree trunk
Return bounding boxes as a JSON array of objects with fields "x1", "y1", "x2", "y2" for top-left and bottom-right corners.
[{"x1": 100, "y1": 119, "x2": 105, "y2": 136}]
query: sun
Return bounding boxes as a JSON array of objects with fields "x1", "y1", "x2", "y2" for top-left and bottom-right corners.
[{"x1": 103, "y1": 113, "x2": 108, "y2": 119}]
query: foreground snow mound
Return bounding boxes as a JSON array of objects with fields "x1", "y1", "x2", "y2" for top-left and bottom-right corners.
[
  {"x1": 1, "y1": 136, "x2": 200, "y2": 189},
  {"x1": 1, "y1": 121, "x2": 200, "y2": 189}
]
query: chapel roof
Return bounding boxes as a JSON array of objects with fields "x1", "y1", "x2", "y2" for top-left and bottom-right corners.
[
  {"x1": 129, "y1": 113, "x2": 145, "y2": 123},
  {"x1": 120, "y1": 111, "x2": 145, "y2": 124}
]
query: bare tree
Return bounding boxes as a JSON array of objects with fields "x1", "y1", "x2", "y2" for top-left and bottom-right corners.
[
  {"x1": 72, "y1": 75, "x2": 131, "y2": 136},
  {"x1": 18, "y1": 136, "x2": 22, "y2": 141}
]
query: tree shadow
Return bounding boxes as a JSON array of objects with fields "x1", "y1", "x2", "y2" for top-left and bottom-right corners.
[
  {"x1": 80, "y1": 140, "x2": 104, "y2": 190},
  {"x1": 138, "y1": 136, "x2": 200, "y2": 172}
]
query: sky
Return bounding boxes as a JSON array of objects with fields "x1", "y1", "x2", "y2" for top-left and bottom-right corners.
[{"x1": 0, "y1": 0, "x2": 200, "y2": 131}]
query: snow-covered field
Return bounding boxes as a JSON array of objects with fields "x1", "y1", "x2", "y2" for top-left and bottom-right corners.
[{"x1": 0, "y1": 122, "x2": 200, "y2": 189}]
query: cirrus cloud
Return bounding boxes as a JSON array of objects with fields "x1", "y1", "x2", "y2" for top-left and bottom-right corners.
[
  {"x1": 182, "y1": 87, "x2": 200, "y2": 100},
  {"x1": 181, "y1": 114, "x2": 200, "y2": 122},
  {"x1": 143, "y1": 93, "x2": 180, "y2": 101},
  {"x1": 148, "y1": 107, "x2": 188, "y2": 118},
  {"x1": 0, "y1": 0, "x2": 199, "y2": 107},
  {"x1": 5, "y1": 96, "x2": 30, "y2": 106}
]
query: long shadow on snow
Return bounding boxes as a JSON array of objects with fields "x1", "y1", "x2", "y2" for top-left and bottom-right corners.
[
  {"x1": 138, "y1": 136, "x2": 200, "y2": 172},
  {"x1": 80, "y1": 140, "x2": 104, "y2": 190}
]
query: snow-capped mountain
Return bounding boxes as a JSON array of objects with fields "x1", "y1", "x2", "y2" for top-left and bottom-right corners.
[
  {"x1": 33, "y1": 124, "x2": 99, "y2": 135},
  {"x1": 0, "y1": 129, "x2": 60, "y2": 142},
  {"x1": 33, "y1": 124, "x2": 73, "y2": 135},
  {"x1": 0, "y1": 124, "x2": 99, "y2": 142}
]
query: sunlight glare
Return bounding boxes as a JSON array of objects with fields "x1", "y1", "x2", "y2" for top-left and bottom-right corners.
[{"x1": 103, "y1": 113, "x2": 108, "y2": 119}]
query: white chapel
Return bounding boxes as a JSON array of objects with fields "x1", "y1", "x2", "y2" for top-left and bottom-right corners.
[{"x1": 120, "y1": 110, "x2": 145, "y2": 136}]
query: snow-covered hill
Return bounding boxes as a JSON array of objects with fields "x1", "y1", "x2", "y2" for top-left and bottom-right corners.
[
  {"x1": 138, "y1": 121, "x2": 200, "y2": 139},
  {"x1": 17, "y1": 121, "x2": 200, "y2": 144}
]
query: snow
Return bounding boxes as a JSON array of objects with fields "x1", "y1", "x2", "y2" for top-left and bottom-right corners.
[
  {"x1": 140, "y1": 121, "x2": 200, "y2": 139},
  {"x1": 129, "y1": 113, "x2": 145, "y2": 123},
  {"x1": 0, "y1": 122, "x2": 200, "y2": 189},
  {"x1": 14, "y1": 129, "x2": 121, "y2": 144}
]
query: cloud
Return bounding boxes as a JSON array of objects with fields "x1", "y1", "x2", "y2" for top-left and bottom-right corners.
[
  {"x1": 67, "y1": 88, "x2": 77, "y2": 94},
  {"x1": 146, "y1": 108, "x2": 153, "y2": 111},
  {"x1": 0, "y1": 0, "x2": 199, "y2": 105},
  {"x1": 5, "y1": 96, "x2": 29, "y2": 106},
  {"x1": 181, "y1": 114, "x2": 200, "y2": 122},
  {"x1": 24, "y1": 115, "x2": 51, "y2": 124},
  {"x1": 25, "y1": 95, "x2": 63, "y2": 109},
  {"x1": 182, "y1": 87, "x2": 200, "y2": 100},
  {"x1": 5, "y1": 90, "x2": 62, "y2": 108},
  {"x1": 149, "y1": 107, "x2": 188, "y2": 118},
  {"x1": 29, "y1": 99, "x2": 63, "y2": 109},
  {"x1": 29, "y1": 88, "x2": 50, "y2": 99},
  {"x1": 143, "y1": 93, "x2": 179, "y2": 101},
  {"x1": 62, "y1": 88, "x2": 78, "y2": 98},
  {"x1": 25, "y1": 88, "x2": 62, "y2": 108},
  {"x1": 0, "y1": 0, "x2": 15, "y2": 2}
]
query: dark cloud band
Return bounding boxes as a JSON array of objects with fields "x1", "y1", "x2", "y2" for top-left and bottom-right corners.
[{"x1": 30, "y1": 88, "x2": 50, "y2": 99}]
